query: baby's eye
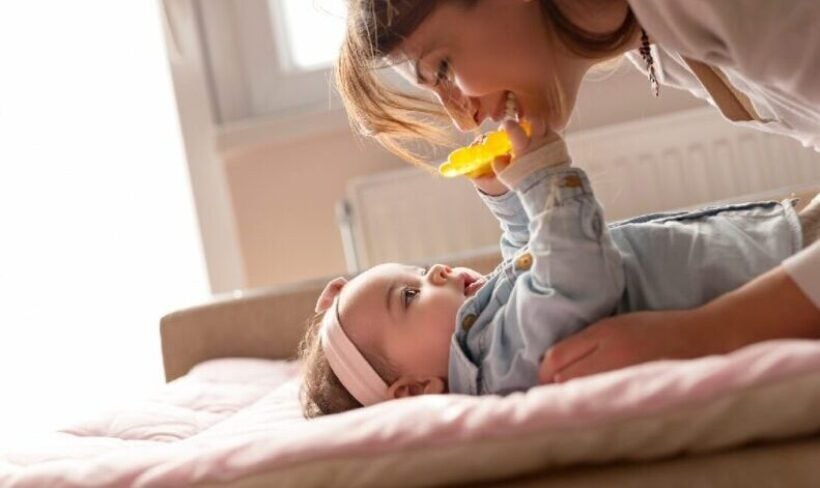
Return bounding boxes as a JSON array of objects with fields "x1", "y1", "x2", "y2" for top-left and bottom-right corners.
[
  {"x1": 402, "y1": 287, "x2": 420, "y2": 306},
  {"x1": 433, "y1": 58, "x2": 452, "y2": 87}
]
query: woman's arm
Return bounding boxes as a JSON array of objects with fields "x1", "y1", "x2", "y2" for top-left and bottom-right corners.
[{"x1": 539, "y1": 263, "x2": 820, "y2": 383}]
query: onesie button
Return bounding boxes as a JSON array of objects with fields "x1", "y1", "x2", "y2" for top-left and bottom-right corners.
[
  {"x1": 462, "y1": 314, "x2": 477, "y2": 331},
  {"x1": 561, "y1": 175, "x2": 582, "y2": 188},
  {"x1": 515, "y1": 252, "x2": 533, "y2": 271}
]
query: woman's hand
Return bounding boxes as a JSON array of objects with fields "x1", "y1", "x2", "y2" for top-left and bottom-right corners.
[
  {"x1": 540, "y1": 265, "x2": 820, "y2": 383},
  {"x1": 538, "y1": 308, "x2": 718, "y2": 383}
]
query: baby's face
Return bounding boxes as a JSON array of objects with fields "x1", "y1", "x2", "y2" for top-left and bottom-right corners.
[{"x1": 339, "y1": 263, "x2": 485, "y2": 383}]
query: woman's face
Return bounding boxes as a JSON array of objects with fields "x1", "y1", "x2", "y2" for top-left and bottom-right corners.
[{"x1": 390, "y1": 0, "x2": 591, "y2": 135}]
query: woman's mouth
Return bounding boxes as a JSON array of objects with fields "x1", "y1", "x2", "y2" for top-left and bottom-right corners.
[
  {"x1": 505, "y1": 92, "x2": 518, "y2": 119},
  {"x1": 502, "y1": 91, "x2": 523, "y2": 122}
]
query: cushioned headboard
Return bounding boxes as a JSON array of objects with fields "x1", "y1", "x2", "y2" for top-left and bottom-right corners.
[{"x1": 160, "y1": 278, "x2": 325, "y2": 382}]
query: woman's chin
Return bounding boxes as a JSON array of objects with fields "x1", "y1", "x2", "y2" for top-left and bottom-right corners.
[
  {"x1": 526, "y1": 117, "x2": 553, "y2": 138},
  {"x1": 528, "y1": 112, "x2": 568, "y2": 138}
]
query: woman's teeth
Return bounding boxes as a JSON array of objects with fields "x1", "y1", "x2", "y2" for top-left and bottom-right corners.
[{"x1": 505, "y1": 92, "x2": 520, "y2": 121}]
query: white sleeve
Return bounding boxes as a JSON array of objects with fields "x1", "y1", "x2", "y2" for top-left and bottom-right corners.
[
  {"x1": 628, "y1": 0, "x2": 820, "y2": 108},
  {"x1": 783, "y1": 241, "x2": 820, "y2": 309}
]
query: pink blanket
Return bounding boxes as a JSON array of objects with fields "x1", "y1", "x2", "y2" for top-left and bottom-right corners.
[{"x1": 4, "y1": 340, "x2": 820, "y2": 487}]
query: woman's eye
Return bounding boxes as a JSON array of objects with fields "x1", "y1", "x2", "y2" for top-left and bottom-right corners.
[
  {"x1": 402, "y1": 288, "x2": 420, "y2": 306},
  {"x1": 434, "y1": 58, "x2": 451, "y2": 86}
]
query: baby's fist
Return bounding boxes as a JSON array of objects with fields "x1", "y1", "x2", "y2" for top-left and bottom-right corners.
[
  {"x1": 504, "y1": 118, "x2": 560, "y2": 158},
  {"x1": 471, "y1": 154, "x2": 511, "y2": 196}
]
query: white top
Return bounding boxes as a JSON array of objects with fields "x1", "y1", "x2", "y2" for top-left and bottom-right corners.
[
  {"x1": 626, "y1": 0, "x2": 820, "y2": 308},
  {"x1": 784, "y1": 241, "x2": 820, "y2": 309}
]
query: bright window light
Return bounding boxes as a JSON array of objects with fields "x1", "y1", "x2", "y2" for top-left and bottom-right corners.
[
  {"x1": 0, "y1": 1, "x2": 208, "y2": 443},
  {"x1": 277, "y1": 0, "x2": 347, "y2": 70}
]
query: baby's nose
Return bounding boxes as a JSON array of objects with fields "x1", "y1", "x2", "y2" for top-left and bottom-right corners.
[{"x1": 428, "y1": 264, "x2": 452, "y2": 282}]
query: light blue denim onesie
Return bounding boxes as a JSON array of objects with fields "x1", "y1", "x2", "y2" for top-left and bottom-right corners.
[{"x1": 448, "y1": 140, "x2": 802, "y2": 396}]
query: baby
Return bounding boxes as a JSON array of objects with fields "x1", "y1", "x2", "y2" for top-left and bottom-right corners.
[{"x1": 299, "y1": 129, "x2": 820, "y2": 417}]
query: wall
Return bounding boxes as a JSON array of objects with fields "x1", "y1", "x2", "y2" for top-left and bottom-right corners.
[
  {"x1": 225, "y1": 130, "x2": 405, "y2": 287},
  {"x1": 223, "y1": 64, "x2": 705, "y2": 288}
]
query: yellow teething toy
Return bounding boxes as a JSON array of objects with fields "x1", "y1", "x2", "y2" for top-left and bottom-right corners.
[{"x1": 438, "y1": 120, "x2": 532, "y2": 179}]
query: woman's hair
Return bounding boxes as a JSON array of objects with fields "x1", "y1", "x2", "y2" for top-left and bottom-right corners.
[
  {"x1": 298, "y1": 309, "x2": 399, "y2": 418},
  {"x1": 336, "y1": 0, "x2": 638, "y2": 163}
]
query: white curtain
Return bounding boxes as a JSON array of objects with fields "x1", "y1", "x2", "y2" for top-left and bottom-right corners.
[{"x1": 0, "y1": 1, "x2": 209, "y2": 442}]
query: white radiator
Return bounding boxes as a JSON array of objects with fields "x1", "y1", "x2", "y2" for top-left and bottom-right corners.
[{"x1": 339, "y1": 108, "x2": 820, "y2": 272}]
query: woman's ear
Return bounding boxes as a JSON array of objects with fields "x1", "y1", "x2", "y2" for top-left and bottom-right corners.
[{"x1": 386, "y1": 376, "x2": 447, "y2": 399}]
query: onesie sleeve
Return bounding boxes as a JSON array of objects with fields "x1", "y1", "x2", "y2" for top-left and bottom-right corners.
[
  {"x1": 476, "y1": 190, "x2": 529, "y2": 262},
  {"x1": 783, "y1": 241, "x2": 820, "y2": 309}
]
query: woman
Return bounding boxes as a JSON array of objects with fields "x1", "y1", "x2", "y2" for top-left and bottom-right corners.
[{"x1": 335, "y1": 0, "x2": 820, "y2": 382}]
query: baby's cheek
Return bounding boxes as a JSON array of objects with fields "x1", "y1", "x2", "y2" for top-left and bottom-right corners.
[{"x1": 433, "y1": 333, "x2": 453, "y2": 376}]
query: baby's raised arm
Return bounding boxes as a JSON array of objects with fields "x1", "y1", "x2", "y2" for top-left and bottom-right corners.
[
  {"x1": 474, "y1": 181, "x2": 531, "y2": 262},
  {"x1": 478, "y1": 134, "x2": 625, "y2": 393}
]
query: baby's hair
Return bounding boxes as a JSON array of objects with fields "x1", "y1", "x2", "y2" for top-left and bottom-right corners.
[
  {"x1": 336, "y1": 0, "x2": 639, "y2": 163},
  {"x1": 298, "y1": 312, "x2": 361, "y2": 417},
  {"x1": 298, "y1": 307, "x2": 400, "y2": 418}
]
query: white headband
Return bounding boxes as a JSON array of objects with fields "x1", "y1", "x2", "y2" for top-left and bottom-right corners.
[{"x1": 319, "y1": 297, "x2": 388, "y2": 407}]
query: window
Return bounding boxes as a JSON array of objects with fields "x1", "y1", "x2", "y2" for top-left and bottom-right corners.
[
  {"x1": 196, "y1": 0, "x2": 418, "y2": 151},
  {"x1": 0, "y1": 0, "x2": 208, "y2": 442},
  {"x1": 197, "y1": 0, "x2": 349, "y2": 124},
  {"x1": 277, "y1": 0, "x2": 346, "y2": 71}
]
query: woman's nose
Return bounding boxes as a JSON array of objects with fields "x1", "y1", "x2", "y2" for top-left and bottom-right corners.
[{"x1": 426, "y1": 264, "x2": 452, "y2": 285}]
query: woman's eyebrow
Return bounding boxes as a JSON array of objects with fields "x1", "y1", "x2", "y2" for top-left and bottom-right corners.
[{"x1": 411, "y1": 41, "x2": 436, "y2": 86}]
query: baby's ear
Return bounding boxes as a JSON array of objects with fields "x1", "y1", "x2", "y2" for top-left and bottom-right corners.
[
  {"x1": 386, "y1": 376, "x2": 447, "y2": 399},
  {"x1": 315, "y1": 277, "x2": 347, "y2": 313}
]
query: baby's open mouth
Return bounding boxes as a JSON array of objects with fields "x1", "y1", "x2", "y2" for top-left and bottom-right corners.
[{"x1": 462, "y1": 274, "x2": 485, "y2": 297}]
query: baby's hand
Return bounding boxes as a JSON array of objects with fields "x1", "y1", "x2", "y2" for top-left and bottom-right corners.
[
  {"x1": 470, "y1": 120, "x2": 561, "y2": 195},
  {"x1": 504, "y1": 118, "x2": 561, "y2": 159},
  {"x1": 471, "y1": 154, "x2": 512, "y2": 196}
]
